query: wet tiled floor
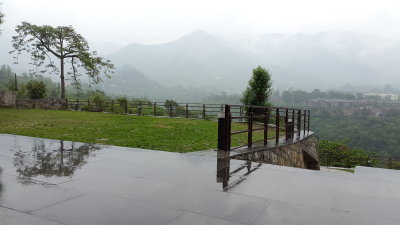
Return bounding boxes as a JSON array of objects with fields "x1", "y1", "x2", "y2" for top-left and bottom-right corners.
[{"x1": 0, "y1": 134, "x2": 399, "y2": 225}]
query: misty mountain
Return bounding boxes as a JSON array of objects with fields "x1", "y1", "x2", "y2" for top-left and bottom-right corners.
[
  {"x1": 107, "y1": 31, "x2": 260, "y2": 92},
  {"x1": 2, "y1": 28, "x2": 400, "y2": 96},
  {"x1": 107, "y1": 30, "x2": 400, "y2": 93},
  {"x1": 253, "y1": 32, "x2": 400, "y2": 90},
  {"x1": 100, "y1": 64, "x2": 217, "y2": 102}
]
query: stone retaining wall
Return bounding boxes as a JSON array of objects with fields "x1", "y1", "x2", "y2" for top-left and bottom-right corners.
[
  {"x1": 16, "y1": 99, "x2": 67, "y2": 110},
  {"x1": 0, "y1": 91, "x2": 17, "y2": 107},
  {"x1": 231, "y1": 134, "x2": 320, "y2": 170}
]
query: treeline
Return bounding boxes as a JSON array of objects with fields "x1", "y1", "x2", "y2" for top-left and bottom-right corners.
[
  {"x1": 311, "y1": 108, "x2": 400, "y2": 159},
  {"x1": 0, "y1": 65, "x2": 60, "y2": 98},
  {"x1": 278, "y1": 89, "x2": 356, "y2": 104},
  {"x1": 318, "y1": 139, "x2": 400, "y2": 169}
]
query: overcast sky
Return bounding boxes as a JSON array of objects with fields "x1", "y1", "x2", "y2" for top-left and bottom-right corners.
[{"x1": 2, "y1": 0, "x2": 400, "y2": 45}]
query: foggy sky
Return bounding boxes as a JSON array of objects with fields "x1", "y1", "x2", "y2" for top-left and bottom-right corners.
[{"x1": 2, "y1": 0, "x2": 400, "y2": 45}]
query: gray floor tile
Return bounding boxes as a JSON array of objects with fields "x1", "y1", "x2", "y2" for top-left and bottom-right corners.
[
  {"x1": 32, "y1": 193, "x2": 184, "y2": 225},
  {"x1": 0, "y1": 206, "x2": 62, "y2": 225}
]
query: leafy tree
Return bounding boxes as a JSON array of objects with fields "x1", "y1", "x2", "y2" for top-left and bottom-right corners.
[
  {"x1": 10, "y1": 22, "x2": 115, "y2": 99},
  {"x1": 0, "y1": 5, "x2": 4, "y2": 29},
  {"x1": 241, "y1": 66, "x2": 272, "y2": 106},
  {"x1": 25, "y1": 80, "x2": 46, "y2": 99},
  {"x1": 164, "y1": 99, "x2": 186, "y2": 116}
]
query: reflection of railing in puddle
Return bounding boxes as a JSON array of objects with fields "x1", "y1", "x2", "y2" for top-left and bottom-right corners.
[
  {"x1": 13, "y1": 140, "x2": 100, "y2": 178},
  {"x1": 216, "y1": 150, "x2": 262, "y2": 190}
]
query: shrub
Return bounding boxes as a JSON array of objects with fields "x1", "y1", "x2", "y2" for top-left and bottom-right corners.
[{"x1": 25, "y1": 80, "x2": 46, "y2": 99}]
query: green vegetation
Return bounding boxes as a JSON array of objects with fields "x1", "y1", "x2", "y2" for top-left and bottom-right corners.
[
  {"x1": 0, "y1": 5, "x2": 4, "y2": 28},
  {"x1": 281, "y1": 89, "x2": 355, "y2": 104},
  {"x1": 25, "y1": 80, "x2": 46, "y2": 99},
  {"x1": 241, "y1": 66, "x2": 272, "y2": 106},
  {"x1": 11, "y1": 22, "x2": 115, "y2": 98},
  {"x1": 318, "y1": 140, "x2": 372, "y2": 168},
  {"x1": 0, "y1": 108, "x2": 277, "y2": 152},
  {"x1": 318, "y1": 139, "x2": 400, "y2": 169},
  {"x1": 312, "y1": 110, "x2": 400, "y2": 158}
]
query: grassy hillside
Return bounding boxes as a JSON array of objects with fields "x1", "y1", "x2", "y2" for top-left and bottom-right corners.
[{"x1": 0, "y1": 108, "x2": 274, "y2": 152}]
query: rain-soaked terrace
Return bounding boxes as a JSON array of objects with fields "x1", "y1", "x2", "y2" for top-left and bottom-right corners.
[{"x1": 0, "y1": 134, "x2": 400, "y2": 225}]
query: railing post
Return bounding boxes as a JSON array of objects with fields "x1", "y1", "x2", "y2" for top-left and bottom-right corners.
[
  {"x1": 186, "y1": 104, "x2": 189, "y2": 118},
  {"x1": 276, "y1": 108, "x2": 280, "y2": 143},
  {"x1": 240, "y1": 107, "x2": 243, "y2": 122},
  {"x1": 264, "y1": 109, "x2": 269, "y2": 145},
  {"x1": 202, "y1": 104, "x2": 206, "y2": 119},
  {"x1": 218, "y1": 105, "x2": 231, "y2": 151},
  {"x1": 304, "y1": 110, "x2": 307, "y2": 135},
  {"x1": 125, "y1": 101, "x2": 128, "y2": 114},
  {"x1": 154, "y1": 102, "x2": 157, "y2": 116},
  {"x1": 285, "y1": 108, "x2": 289, "y2": 141},
  {"x1": 297, "y1": 109, "x2": 301, "y2": 137},
  {"x1": 248, "y1": 108, "x2": 253, "y2": 148}
]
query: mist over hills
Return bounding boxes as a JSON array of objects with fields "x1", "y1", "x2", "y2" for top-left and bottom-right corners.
[
  {"x1": 107, "y1": 31, "x2": 258, "y2": 92},
  {"x1": 107, "y1": 30, "x2": 400, "y2": 94},
  {"x1": 1, "y1": 29, "x2": 400, "y2": 98}
]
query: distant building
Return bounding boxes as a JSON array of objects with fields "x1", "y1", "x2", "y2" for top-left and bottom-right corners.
[{"x1": 363, "y1": 93, "x2": 399, "y2": 101}]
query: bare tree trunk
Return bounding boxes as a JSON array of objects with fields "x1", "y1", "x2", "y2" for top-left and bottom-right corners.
[{"x1": 60, "y1": 57, "x2": 65, "y2": 99}]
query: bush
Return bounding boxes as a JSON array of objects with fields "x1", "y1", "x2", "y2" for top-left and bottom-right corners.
[{"x1": 25, "y1": 80, "x2": 46, "y2": 99}]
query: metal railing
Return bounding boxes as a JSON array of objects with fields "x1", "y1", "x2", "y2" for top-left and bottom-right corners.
[
  {"x1": 218, "y1": 104, "x2": 311, "y2": 151},
  {"x1": 64, "y1": 98, "x2": 236, "y2": 120}
]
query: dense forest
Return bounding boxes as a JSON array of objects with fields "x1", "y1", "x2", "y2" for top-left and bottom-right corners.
[{"x1": 311, "y1": 108, "x2": 400, "y2": 159}]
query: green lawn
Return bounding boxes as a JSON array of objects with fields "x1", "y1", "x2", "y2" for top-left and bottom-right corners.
[{"x1": 0, "y1": 108, "x2": 277, "y2": 152}]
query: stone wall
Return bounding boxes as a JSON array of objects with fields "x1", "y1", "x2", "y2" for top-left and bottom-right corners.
[
  {"x1": 0, "y1": 91, "x2": 17, "y2": 107},
  {"x1": 231, "y1": 134, "x2": 320, "y2": 170},
  {"x1": 16, "y1": 99, "x2": 67, "y2": 110}
]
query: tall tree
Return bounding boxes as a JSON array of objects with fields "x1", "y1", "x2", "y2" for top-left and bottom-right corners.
[
  {"x1": 0, "y1": 4, "x2": 4, "y2": 31},
  {"x1": 241, "y1": 66, "x2": 272, "y2": 106},
  {"x1": 10, "y1": 22, "x2": 115, "y2": 99}
]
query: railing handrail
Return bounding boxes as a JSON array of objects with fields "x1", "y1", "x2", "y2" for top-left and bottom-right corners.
[{"x1": 218, "y1": 104, "x2": 311, "y2": 152}]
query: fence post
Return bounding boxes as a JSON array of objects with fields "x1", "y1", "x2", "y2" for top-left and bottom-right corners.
[
  {"x1": 285, "y1": 108, "x2": 289, "y2": 141},
  {"x1": 186, "y1": 104, "x2": 189, "y2": 118},
  {"x1": 111, "y1": 100, "x2": 114, "y2": 112},
  {"x1": 239, "y1": 107, "x2": 243, "y2": 123},
  {"x1": 138, "y1": 101, "x2": 142, "y2": 116},
  {"x1": 297, "y1": 109, "x2": 301, "y2": 137},
  {"x1": 304, "y1": 110, "x2": 307, "y2": 135},
  {"x1": 169, "y1": 103, "x2": 173, "y2": 117},
  {"x1": 218, "y1": 105, "x2": 231, "y2": 151},
  {"x1": 202, "y1": 104, "x2": 206, "y2": 119},
  {"x1": 125, "y1": 101, "x2": 128, "y2": 114},
  {"x1": 264, "y1": 109, "x2": 269, "y2": 145},
  {"x1": 276, "y1": 108, "x2": 280, "y2": 143},
  {"x1": 154, "y1": 102, "x2": 157, "y2": 116},
  {"x1": 248, "y1": 108, "x2": 253, "y2": 148}
]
